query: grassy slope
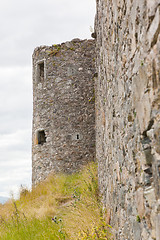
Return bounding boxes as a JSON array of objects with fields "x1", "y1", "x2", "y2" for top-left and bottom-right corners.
[{"x1": 0, "y1": 162, "x2": 112, "y2": 239}]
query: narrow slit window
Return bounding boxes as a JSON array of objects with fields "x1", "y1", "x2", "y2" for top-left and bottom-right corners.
[
  {"x1": 77, "y1": 134, "x2": 79, "y2": 140},
  {"x1": 37, "y1": 130, "x2": 46, "y2": 145},
  {"x1": 37, "y1": 62, "x2": 44, "y2": 82}
]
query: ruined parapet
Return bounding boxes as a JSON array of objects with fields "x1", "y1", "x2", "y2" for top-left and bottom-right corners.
[
  {"x1": 95, "y1": 0, "x2": 160, "y2": 239},
  {"x1": 32, "y1": 39, "x2": 95, "y2": 185}
]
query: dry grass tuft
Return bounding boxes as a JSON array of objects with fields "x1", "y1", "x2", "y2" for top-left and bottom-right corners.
[{"x1": 0, "y1": 162, "x2": 112, "y2": 239}]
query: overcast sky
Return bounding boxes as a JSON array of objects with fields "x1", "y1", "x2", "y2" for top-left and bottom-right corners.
[{"x1": 0, "y1": 0, "x2": 96, "y2": 198}]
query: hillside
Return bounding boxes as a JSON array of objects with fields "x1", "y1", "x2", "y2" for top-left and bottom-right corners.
[{"x1": 0, "y1": 162, "x2": 112, "y2": 240}]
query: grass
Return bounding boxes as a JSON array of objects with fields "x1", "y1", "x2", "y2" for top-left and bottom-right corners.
[{"x1": 0, "y1": 162, "x2": 112, "y2": 239}]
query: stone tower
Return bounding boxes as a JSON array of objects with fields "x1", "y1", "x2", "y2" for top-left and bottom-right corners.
[{"x1": 32, "y1": 39, "x2": 95, "y2": 185}]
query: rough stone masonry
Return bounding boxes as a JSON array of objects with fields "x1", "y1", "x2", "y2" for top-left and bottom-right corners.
[
  {"x1": 32, "y1": 39, "x2": 95, "y2": 185},
  {"x1": 95, "y1": 0, "x2": 160, "y2": 239}
]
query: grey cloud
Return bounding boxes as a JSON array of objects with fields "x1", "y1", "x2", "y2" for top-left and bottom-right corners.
[
  {"x1": 0, "y1": 157, "x2": 32, "y2": 198},
  {"x1": 0, "y1": 0, "x2": 95, "y2": 67},
  {"x1": 0, "y1": 129, "x2": 31, "y2": 151},
  {"x1": 0, "y1": 67, "x2": 32, "y2": 136}
]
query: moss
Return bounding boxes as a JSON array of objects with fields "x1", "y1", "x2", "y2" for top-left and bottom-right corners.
[{"x1": 47, "y1": 45, "x2": 61, "y2": 56}]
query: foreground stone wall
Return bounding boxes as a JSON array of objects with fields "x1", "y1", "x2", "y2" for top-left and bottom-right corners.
[
  {"x1": 32, "y1": 39, "x2": 95, "y2": 185},
  {"x1": 95, "y1": 0, "x2": 160, "y2": 239}
]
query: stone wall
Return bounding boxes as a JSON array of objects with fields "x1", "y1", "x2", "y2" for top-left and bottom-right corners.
[
  {"x1": 32, "y1": 39, "x2": 95, "y2": 185},
  {"x1": 95, "y1": 0, "x2": 160, "y2": 239}
]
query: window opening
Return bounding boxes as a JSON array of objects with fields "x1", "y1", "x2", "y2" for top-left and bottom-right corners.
[
  {"x1": 37, "y1": 130, "x2": 46, "y2": 145},
  {"x1": 37, "y1": 62, "x2": 44, "y2": 82},
  {"x1": 77, "y1": 134, "x2": 79, "y2": 140}
]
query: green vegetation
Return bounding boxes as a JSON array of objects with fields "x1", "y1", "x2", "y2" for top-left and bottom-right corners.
[
  {"x1": 47, "y1": 45, "x2": 61, "y2": 56},
  {"x1": 69, "y1": 47, "x2": 75, "y2": 51},
  {"x1": 0, "y1": 163, "x2": 112, "y2": 239},
  {"x1": 136, "y1": 215, "x2": 141, "y2": 223}
]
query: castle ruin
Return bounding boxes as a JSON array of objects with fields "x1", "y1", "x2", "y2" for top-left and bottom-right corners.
[
  {"x1": 32, "y1": 39, "x2": 95, "y2": 185},
  {"x1": 32, "y1": 0, "x2": 160, "y2": 239}
]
